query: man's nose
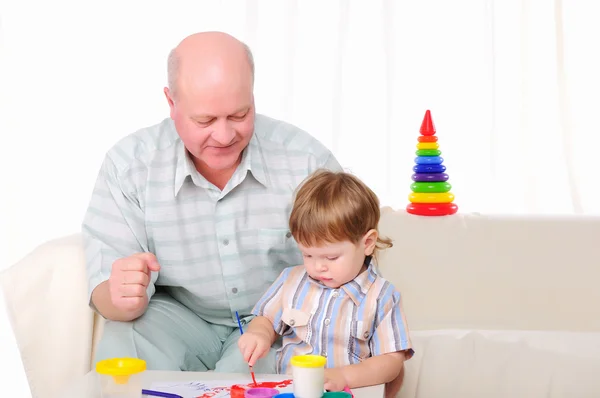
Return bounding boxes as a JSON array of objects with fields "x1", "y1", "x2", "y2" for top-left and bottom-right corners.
[{"x1": 211, "y1": 120, "x2": 236, "y2": 145}]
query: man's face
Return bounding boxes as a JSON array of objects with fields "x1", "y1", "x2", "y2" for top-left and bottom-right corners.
[{"x1": 166, "y1": 74, "x2": 255, "y2": 173}]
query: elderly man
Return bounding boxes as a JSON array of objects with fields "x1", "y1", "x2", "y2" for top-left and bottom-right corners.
[{"x1": 83, "y1": 31, "x2": 341, "y2": 373}]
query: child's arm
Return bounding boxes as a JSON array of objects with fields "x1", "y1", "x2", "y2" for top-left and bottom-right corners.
[
  {"x1": 324, "y1": 351, "x2": 406, "y2": 390},
  {"x1": 247, "y1": 315, "x2": 278, "y2": 345},
  {"x1": 239, "y1": 315, "x2": 281, "y2": 366},
  {"x1": 325, "y1": 351, "x2": 406, "y2": 390},
  {"x1": 326, "y1": 282, "x2": 413, "y2": 391},
  {"x1": 239, "y1": 267, "x2": 296, "y2": 365}
]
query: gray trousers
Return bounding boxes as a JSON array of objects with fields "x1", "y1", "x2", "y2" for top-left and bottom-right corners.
[{"x1": 94, "y1": 292, "x2": 280, "y2": 373}]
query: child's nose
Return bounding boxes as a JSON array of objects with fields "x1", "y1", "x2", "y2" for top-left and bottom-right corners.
[{"x1": 316, "y1": 261, "x2": 328, "y2": 272}]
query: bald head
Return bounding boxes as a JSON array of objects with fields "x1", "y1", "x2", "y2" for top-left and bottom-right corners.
[{"x1": 167, "y1": 31, "x2": 254, "y2": 99}]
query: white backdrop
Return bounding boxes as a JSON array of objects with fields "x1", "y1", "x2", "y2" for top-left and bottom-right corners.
[{"x1": 1, "y1": 0, "x2": 599, "y2": 395}]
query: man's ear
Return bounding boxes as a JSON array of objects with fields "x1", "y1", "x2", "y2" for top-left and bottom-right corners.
[
  {"x1": 164, "y1": 87, "x2": 176, "y2": 119},
  {"x1": 363, "y1": 229, "x2": 378, "y2": 256}
]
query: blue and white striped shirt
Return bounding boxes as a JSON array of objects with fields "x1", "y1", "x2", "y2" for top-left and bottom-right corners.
[
  {"x1": 82, "y1": 113, "x2": 342, "y2": 326},
  {"x1": 252, "y1": 263, "x2": 413, "y2": 374}
]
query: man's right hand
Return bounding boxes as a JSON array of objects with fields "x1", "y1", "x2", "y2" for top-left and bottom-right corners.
[{"x1": 107, "y1": 253, "x2": 161, "y2": 316}]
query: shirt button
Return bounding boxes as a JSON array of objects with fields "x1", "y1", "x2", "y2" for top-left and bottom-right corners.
[
  {"x1": 363, "y1": 331, "x2": 370, "y2": 339},
  {"x1": 289, "y1": 319, "x2": 295, "y2": 326},
  {"x1": 324, "y1": 319, "x2": 330, "y2": 326},
  {"x1": 223, "y1": 239, "x2": 229, "y2": 246},
  {"x1": 286, "y1": 231, "x2": 292, "y2": 238},
  {"x1": 232, "y1": 287, "x2": 238, "y2": 294},
  {"x1": 332, "y1": 290, "x2": 339, "y2": 297}
]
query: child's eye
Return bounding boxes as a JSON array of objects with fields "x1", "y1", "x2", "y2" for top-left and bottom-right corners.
[
  {"x1": 303, "y1": 254, "x2": 312, "y2": 258},
  {"x1": 326, "y1": 257, "x2": 339, "y2": 261}
]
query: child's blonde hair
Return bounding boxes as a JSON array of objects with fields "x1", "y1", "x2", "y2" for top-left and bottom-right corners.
[{"x1": 289, "y1": 169, "x2": 393, "y2": 254}]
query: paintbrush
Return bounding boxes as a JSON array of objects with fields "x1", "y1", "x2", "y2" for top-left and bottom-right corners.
[{"x1": 235, "y1": 311, "x2": 258, "y2": 386}]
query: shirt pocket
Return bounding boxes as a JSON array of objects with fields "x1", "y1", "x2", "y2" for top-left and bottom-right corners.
[
  {"x1": 255, "y1": 228, "x2": 302, "y2": 282},
  {"x1": 349, "y1": 320, "x2": 373, "y2": 362},
  {"x1": 281, "y1": 307, "x2": 313, "y2": 343},
  {"x1": 257, "y1": 228, "x2": 293, "y2": 245}
]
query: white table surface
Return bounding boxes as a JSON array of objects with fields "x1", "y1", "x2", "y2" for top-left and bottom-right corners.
[{"x1": 60, "y1": 370, "x2": 384, "y2": 397}]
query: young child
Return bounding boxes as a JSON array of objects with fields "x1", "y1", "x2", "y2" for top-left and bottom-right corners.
[{"x1": 237, "y1": 169, "x2": 413, "y2": 397}]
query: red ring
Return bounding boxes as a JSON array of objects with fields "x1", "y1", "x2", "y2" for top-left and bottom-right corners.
[{"x1": 406, "y1": 202, "x2": 458, "y2": 216}]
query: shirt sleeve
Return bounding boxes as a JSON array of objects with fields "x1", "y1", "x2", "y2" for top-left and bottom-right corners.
[
  {"x1": 251, "y1": 267, "x2": 291, "y2": 335},
  {"x1": 319, "y1": 152, "x2": 344, "y2": 172},
  {"x1": 82, "y1": 155, "x2": 157, "y2": 310},
  {"x1": 370, "y1": 284, "x2": 414, "y2": 359}
]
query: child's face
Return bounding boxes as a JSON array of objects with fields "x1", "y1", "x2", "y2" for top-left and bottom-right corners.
[{"x1": 298, "y1": 230, "x2": 377, "y2": 288}]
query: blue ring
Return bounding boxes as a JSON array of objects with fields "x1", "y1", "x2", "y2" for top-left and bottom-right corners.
[
  {"x1": 415, "y1": 156, "x2": 443, "y2": 165},
  {"x1": 413, "y1": 164, "x2": 446, "y2": 173}
]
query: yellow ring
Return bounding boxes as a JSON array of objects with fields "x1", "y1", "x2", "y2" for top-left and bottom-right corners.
[
  {"x1": 416, "y1": 142, "x2": 439, "y2": 150},
  {"x1": 409, "y1": 192, "x2": 454, "y2": 203}
]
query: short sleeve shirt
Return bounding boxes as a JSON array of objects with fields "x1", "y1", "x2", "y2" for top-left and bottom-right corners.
[
  {"x1": 82, "y1": 113, "x2": 342, "y2": 326},
  {"x1": 252, "y1": 262, "x2": 413, "y2": 374}
]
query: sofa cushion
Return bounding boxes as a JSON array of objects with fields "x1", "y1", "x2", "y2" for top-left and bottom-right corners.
[
  {"x1": 377, "y1": 209, "x2": 600, "y2": 332},
  {"x1": 0, "y1": 234, "x2": 94, "y2": 398},
  {"x1": 400, "y1": 330, "x2": 600, "y2": 397}
]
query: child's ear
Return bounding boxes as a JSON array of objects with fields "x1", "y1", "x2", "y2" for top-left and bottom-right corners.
[{"x1": 363, "y1": 229, "x2": 378, "y2": 256}]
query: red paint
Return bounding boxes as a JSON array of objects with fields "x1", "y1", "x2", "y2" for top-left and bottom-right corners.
[{"x1": 197, "y1": 379, "x2": 292, "y2": 398}]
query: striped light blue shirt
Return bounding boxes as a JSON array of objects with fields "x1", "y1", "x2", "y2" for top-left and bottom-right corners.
[
  {"x1": 82, "y1": 113, "x2": 342, "y2": 326},
  {"x1": 252, "y1": 262, "x2": 413, "y2": 374}
]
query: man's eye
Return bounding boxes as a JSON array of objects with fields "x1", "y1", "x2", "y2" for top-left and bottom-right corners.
[
  {"x1": 196, "y1": 119, "x2": 214, "y2": 126},
  {"x1": 230, "y1": 112, "x2": 248, "y2": 121}
]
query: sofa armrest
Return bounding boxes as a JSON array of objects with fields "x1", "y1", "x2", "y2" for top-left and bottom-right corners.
[{"x1": 0, "y1": 233, "x2": 96, "y2": 398}]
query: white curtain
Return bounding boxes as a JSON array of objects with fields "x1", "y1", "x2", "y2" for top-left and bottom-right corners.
[{"x1": 1, "y1": 0, "x2": 599, "y2": 393}]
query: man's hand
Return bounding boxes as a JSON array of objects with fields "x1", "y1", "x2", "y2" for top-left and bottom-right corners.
[
  {"x1": 108, "y1": 253, "x2": 160, "y2": 315},
  {"x1": 324, "y1": 367, "x2": 348, "y2": 392},
  {"x1": 237, "y1": 331, "x2": 272, "y2": 366}
]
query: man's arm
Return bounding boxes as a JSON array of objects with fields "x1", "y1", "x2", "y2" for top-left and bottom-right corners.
[
  {"x1": 83, "y1": 154, "x2": 157, "y2": 321},
  {"x1": 320, "y1": 152, "x2": 344, "y2": 173}
]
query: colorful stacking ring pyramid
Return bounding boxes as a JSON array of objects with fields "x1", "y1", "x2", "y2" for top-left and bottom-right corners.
[{"x1": 406, "y1": 110, "x2": 458, "y2": 216}]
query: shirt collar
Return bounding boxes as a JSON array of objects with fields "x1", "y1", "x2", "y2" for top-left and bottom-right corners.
[
  {"x1": 173, "y1": 140, "x2": 196, "y2": 196},
  {"x1": 244, "y1": 132, "x2": 269, "y2": 187},
  {"x1": 173, "y1": 131, "x2": 269, "y2": 197},
  {"x1": 307, "y1": 258, "x2": 378, "y2": 307},
  {"x1": 341, "y1": 262, "x2": 378, "y2": 306}
]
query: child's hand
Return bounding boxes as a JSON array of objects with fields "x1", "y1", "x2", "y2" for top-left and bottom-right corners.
[
  {"x1": 237, "y1": 331, "x2": 271, "y2": 366},
  {"x1": 324, "y1": 367, "x2": 348, "y2": 392}
]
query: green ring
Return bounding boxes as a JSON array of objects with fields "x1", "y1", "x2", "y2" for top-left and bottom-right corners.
[
  {"x1": 416, "y1": 149, "x2": 441, "y2": 156},
  {"x1": 410, "y1": 181, "x2": 452, "y2": 193}
]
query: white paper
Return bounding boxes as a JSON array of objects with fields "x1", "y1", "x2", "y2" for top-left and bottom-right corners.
[{"x1": 148, "y1": 377, "x2": 294, "y2": 398}]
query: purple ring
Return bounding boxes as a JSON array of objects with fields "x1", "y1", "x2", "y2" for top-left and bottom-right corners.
[{"x1": 412, "y1": 173, "x2": 449, "y2": 182}]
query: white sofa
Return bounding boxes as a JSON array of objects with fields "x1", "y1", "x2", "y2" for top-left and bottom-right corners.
[{"x1": 2, "y1": 209, "x2": 600, "y2": 398}]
